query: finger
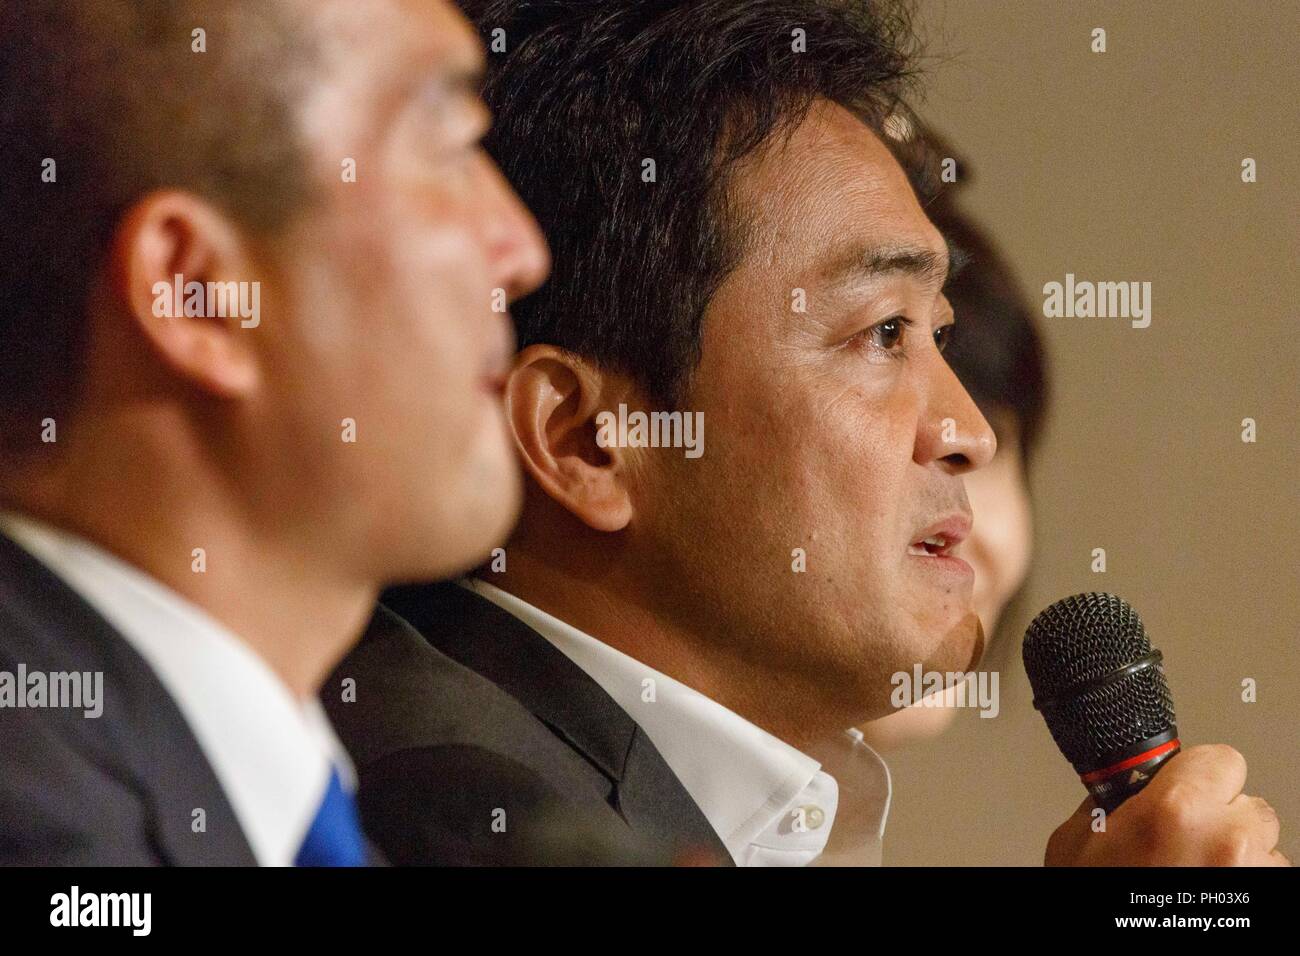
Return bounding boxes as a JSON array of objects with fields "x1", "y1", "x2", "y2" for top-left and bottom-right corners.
[
  {"x1": 1226, "y1": 794, "x2": 1281, "y2": 858},
  {"x1": 1046, "y1": 795, "x2": 1099, "y2": 865},
  {"x1": 1146, "y1": 744, "x2": 1247, "y2": 805}
]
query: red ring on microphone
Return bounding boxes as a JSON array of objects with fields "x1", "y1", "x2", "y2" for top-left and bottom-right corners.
[{"x1": 1080, "y1": 738, "x2": 1181, "y2": 785}]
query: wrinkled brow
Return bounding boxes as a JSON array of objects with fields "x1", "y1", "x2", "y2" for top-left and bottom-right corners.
[{"x1": 821, "y1": 235, "x2": 963, "y2": 289}]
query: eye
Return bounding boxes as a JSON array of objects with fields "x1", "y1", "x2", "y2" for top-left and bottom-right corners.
[
  {"x1": 869, "y1": 316, "x2": 907, "y2": 351},
  {"x1": 934, "y1": 322, "x2": 954, "y2": 353}
]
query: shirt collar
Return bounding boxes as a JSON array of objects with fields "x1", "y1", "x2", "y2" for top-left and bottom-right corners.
[
  {"x1": 0, "y1": 512, "x2": 351, "y2": 867},
  {"x1": 463, "y1": 577, "x2": 890, "y2": 866}
]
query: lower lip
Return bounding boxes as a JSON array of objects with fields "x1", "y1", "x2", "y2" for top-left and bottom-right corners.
[{"x1": 907, "y1": 550, "x2": 974, "y2": 580}]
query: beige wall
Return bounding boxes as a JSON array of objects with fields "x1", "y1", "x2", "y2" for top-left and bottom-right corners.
[{"x1": 882, "y1": 0, "x2": 1299, "y2": 865}]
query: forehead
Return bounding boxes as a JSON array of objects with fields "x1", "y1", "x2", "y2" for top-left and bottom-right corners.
[
  {"x1": 295, "y1": 0, "x2": 482, "y2": 146},
  {"x1": 304, "y1": 0, "x2": 481, "y2": 91},
  {"x1": 311, "y1": 0, "x2": 471, "y2": 42},
  {"x1": 728, "y1": 99, "x2": 945, "y2": 275},
  {"x1": 391, "y1": 0, "x2": 482, "y2": 71}
]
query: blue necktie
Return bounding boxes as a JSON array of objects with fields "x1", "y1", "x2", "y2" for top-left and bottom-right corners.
[{"x1": 295, "y1": 766, "x2": 367, "y2": 867}]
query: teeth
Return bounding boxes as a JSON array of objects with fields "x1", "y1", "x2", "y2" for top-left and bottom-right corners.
[{"x1": 909, "y1": 534, "x2": 947, "y2": 556}]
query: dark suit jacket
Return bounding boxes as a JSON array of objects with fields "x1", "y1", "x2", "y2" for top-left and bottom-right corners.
[
  {"x1": 0, "y1": 530, "x2": 257, "y2": 865},
  {"x1": 325, "y1": 582, "x2": 732, "y2": 865}
]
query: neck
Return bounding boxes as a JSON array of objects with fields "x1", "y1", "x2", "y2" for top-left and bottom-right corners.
[
  {"x1": 489, "y1": 543, "x2": 855, "y2": 752},
  {"x1": 1, "y1": 416, "x2": 374, "y2": 700}
]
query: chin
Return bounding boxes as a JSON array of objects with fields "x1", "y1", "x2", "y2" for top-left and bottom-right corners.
[
  {"x1": 393, "y1": 460, "x2": 520, "y2": 584},
  {"x1": 452, "y1": 459, "x2": 523, "y2": 572},
  {"x1": 908, "y1": 607, "x2": 986, "y2": 674},
  {"x1": 955, "y1": 613, "x2": 986, "y2": 670}
]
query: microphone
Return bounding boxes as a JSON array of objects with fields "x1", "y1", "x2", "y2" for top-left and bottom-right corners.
[{"x1": 1022, "y1": 592, "x2": 1180, "y2": 813}]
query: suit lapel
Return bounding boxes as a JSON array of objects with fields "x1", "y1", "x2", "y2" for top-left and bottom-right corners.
[
  {"x1": 0, "y1": 532, "x2": 257, "y2": 865},
  {"x1": 383, "y1": 581, "x2": 733, "y2": 865},
  {"x1": 617, "y1": 727, "x2": 734, "y2": 865}
]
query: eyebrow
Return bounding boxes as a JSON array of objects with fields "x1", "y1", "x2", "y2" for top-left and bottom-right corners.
[
  {"x1": 418, "y1": 28, "x2": 486, "y2": 98},
  {"x1": 821, "y1": 234, "x2": 969, "y2": 289},
  {"x1": 424, "y1": 58, "x2": 485, "y2": 104},
  {"x1": 445, "y1": 60, "x2": 485, "y2": 96}
]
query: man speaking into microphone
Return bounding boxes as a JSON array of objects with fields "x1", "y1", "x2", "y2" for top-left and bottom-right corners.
[{"x1": 331, "y1": 0, "x2": 1290, "y2": 867}]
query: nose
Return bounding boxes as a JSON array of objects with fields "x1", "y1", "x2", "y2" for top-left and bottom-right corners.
[
  {"x1": 481, "y1": 159, "x2": 551, "y2": 304},
  {"x1": 915, "y1": 352, "x2": 996, "y2": 475}
]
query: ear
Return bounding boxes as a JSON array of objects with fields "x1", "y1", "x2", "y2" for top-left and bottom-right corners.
[
  {"x1": 106, "y1": 189, "x2": 264, "y2": 399},
  {"x1": 504, "y1": 344, "x2": 635, "y2": 533}
]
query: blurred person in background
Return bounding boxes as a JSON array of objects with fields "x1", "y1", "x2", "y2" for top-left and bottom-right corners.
[{"x1": 860, "y1": 130, "x2": 1048, "y2": 751}]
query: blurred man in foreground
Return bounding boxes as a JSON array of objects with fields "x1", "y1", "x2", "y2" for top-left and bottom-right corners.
[{"x1": 0, "y1": 0, "x2": 548, "y2": 864}]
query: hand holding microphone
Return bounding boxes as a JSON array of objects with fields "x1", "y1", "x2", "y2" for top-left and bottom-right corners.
[{"x1": 1024, "y1": 593, "x2": 1289, "y2": 866}]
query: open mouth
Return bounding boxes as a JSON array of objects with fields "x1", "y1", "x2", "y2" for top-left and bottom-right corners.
[
  {"x1": 906, "y1": 514, "x2": 971, "y2": 562},
  {"x1": 908, "y1": 534, "x2": 953, "y2": 558}
]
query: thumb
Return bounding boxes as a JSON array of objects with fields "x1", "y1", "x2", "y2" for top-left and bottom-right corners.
[{"x1": 1045, "y1": 795, "x2": 1098, "y2": 866}]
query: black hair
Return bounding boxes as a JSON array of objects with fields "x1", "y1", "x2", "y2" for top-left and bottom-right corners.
[{"x1": 462, "y1": 0, "x2": 922, "y2": 407}]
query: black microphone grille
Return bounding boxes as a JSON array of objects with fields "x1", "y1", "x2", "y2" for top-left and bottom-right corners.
[{"x1": 1022, "y1": 592, "x2": 1176, "y2": 774}]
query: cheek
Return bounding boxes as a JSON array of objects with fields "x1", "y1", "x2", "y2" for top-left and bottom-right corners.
[
  {"x1": 369, "y1": 213, "x2": 493, "y2": 388},
  {"x1": 308, "y1": 221, "x2": 491, "y2": 436},
  {"x1": 341, "y1": 167, "x2": 493, "y2": 316},
  {"x1": 747, "y1": 364, "x2": 915, "y2": 498},
  {"x1": 390, "y1": 197, "x2": 488, "y2": 297},
  {"x1": 804, "y1": 383, "x2": 918, "y2": 535},
  {"x1": 1001, "y1": 487, "x2": 1034, "y2": 587},
  {"x1": 287, "y1": 203, "x2": 459, "y2": 349},
  {"x1": 967, "y1": 467, "x2": 1034, "y2": 596},
  {"x1": 701, "y1": 380, "x2": 919, "y2": 606},
  {"x1": 686, "y1": 324, "x2": 920, "y2": 570}
]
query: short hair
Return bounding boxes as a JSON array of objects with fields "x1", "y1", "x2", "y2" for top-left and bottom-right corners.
[
  {"x1": 920, "y1": 130, "x2": 1049, "y2": 462},
  {"x1": 462, "y1": 0, "x2": 922, "y2": 406},
  {"x1": 0, "y1": 0, "x2": 316, "y2": 442}
]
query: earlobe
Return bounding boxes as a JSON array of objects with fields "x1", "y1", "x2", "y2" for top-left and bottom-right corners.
[
  {"x1": 504, "y1": 345, "x2": 635, "y2": 533},
  {"x1": 108, "y1": 190, "x2": 262, "y2": 399}
]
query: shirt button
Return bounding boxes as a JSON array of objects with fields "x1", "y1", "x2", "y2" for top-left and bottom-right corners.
[{"x1": 801, "y1": 805, "x2": 826, "y2": 830}]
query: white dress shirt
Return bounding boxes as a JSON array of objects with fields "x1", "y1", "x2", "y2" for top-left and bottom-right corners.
[
  {"x1": 463, "y1": 577, "x2": 892, "y2": 866},
  {"x1": 0, "y1": 512, "x2": 354, "y2": 867}
]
